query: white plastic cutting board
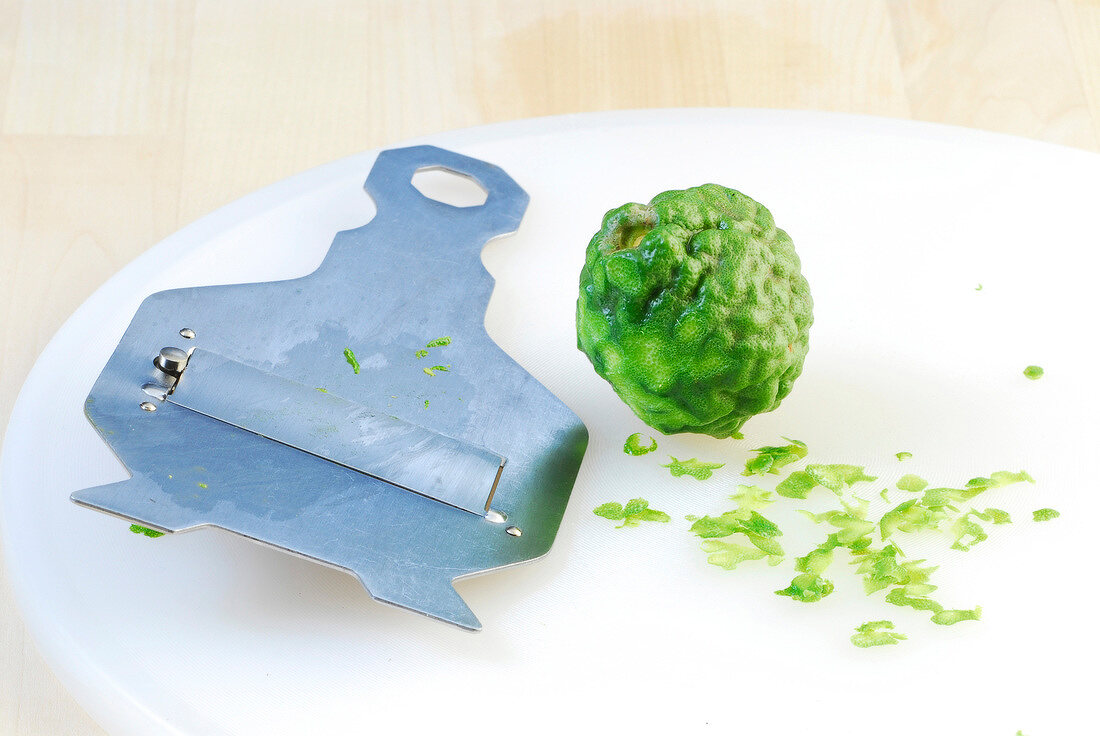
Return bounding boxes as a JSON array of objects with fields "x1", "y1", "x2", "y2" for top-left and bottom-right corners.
[{"x1": 3, "y1": 110, "x2": 1098, "y2": 736}]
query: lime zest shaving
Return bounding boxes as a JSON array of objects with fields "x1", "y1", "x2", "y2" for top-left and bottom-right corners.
[
  {"x1": 896, "y1": 451, "x2": 913, "y2": 461},
  {"x1": 729, "y1": 484, "x2": 776, "y2": 512},
  {"x1": 425, "y1": 336, "x2": 452, "y2": 348},
  {"x1": 594, "y1": 498, "x2": 671, "y2": 528},
  {"x1": 801, "y1": 508, "x2": 876, "y2": 546},
  {"x1": 343, "y1": 347, "x2": 360, "y2": 374},
  {"x1": 850, "y1": 543, "x2": 932, "y2": 595},
  {"x1": 950, "y1": 511, "x2": 990, "y2": 551},
  {"x1": 776, "y1": 464, "x2": 876, "y2": 498},
  {"x1": 1023, "y1": 365, "x2": 1043, "y2": 380},
  {"x1": 700, "y1": 539, "x2": 778, "y2": 570},
  {"x1": 979, "y1": 507, "x2": 1012, "y2": 524},
  {"x1": 776, "y1": 470, "x2": 817, "y2": 499},
  {"x1": 916, "y1": 471, "x2": 1034, "y2": 513},
  {"x1": 930, "y1": 606, "x2": 981, "y2": 625},
  {"x1": 776, "y1": 573, "x2": 834, "y2": 602},
  {"x1": 795, "y1": 540, "x2": 837, "y2": 575},
  {"x1": 851, "y1": 620, "x2": 906, "y2": 648},
  {"x1": 689, "y1": 510, "x2": 780, "y2": 541},
  {"x1": 129, "y1": 524, "x2": 164, "y2": 538},
  {"x1": 806, "y1": 464, "x2": 877, "y2": 493},
  {"x1": 689, "y1": 491, "x2": 785, "y2": 566},
  {"x1": 1032, "y1": 508, "x2": 1060, "y2": 522},
  {"x1": 896, "y1": 474, "x2": 928, "y2": 492},
  {"x1": 880, "y1": 499, "x2": 945, "y2": 540},
  {"x1": 663, "y1": 456, "x2": 725, "y2": 480},
  {"x1": 623, "y1": 433, "x2": 658, "y2": 456},
  {"x1": 742, "y1": 438, "x2": 807, "y2": 476},
  {"x1": 884, "y1": 588, "x2": 943, "y2": 613}
]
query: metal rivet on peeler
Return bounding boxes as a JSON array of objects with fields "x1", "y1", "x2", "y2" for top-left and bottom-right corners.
[
  {"x1": 505, "y1": 525, "x2": 522, "y2": 537},
  {"x1": 179, "y1": 328, "x2": 196, "y2": 339},
  {"x1": 154, "y1": 346, "x2": 189, "y2": 376},
  {"x1": 140, "y1": 401, "x2": 157, "y2": 412},
  {"x1": 485, "y1": 509, "x2": 507, "y2": 524}
]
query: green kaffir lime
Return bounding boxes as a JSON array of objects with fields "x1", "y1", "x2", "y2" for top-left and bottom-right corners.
[{"x1": 576, "y1": 184, "x2": 813, "y2": 438}]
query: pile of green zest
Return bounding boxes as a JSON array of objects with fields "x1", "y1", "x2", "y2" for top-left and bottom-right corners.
[
  {"x1": 576, "y1": 184, "x2": 813, "y2": 438},
  {"x1": 668, "y1": 439, "x2": 1047, "y2": 646},
  {"x1": 594, "y1": 498, "x2": 671, "y2": 528}
]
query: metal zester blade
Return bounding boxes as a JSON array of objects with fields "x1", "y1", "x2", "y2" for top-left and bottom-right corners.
[{"x1": 71, "y1": 145, "x2": 589, "y2": 631}]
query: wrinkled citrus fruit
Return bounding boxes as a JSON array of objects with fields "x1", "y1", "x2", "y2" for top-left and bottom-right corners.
[{"x1": 576, "y1": 184, "x2": 813, "y2": 438}]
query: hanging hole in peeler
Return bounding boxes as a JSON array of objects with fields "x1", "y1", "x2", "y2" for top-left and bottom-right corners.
[{"x1": 411, "y1": 166, "x2": 489, "y2": 208}]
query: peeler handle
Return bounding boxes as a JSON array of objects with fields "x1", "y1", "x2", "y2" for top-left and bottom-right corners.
[{"x1": 362, "y1": 145, "x2": 529, "y2": 239}]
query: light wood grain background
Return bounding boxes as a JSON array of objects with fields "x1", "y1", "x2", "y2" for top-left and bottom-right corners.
[{"x1": 2, "y1": 1, "x2": 1099, "y2": 733}]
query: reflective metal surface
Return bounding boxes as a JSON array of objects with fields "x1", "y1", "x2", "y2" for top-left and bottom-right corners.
[
  {"x1": 167, "y1": 347, "x2": 506, "y2": 515},
  {"x1": 71, "y1": 145, "x2": 589, "y2": 630}
]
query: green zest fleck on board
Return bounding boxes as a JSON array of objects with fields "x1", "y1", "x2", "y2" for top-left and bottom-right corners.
[
  {"x1": 776, "y1": 464, "x2": 876, "y2": 499},
  {"x1": 896, "y1": 451, "x2": 912, "y2": 461},
  {"x1": 423, "y1": 399, "x2": 429, "y2": 409},
  {"x1": 623, "y1": 433, "x2": 658, "y2": 456},
  {"x1": 419, "y1": 337, "x2": 452, "y2": 370},
  {"x1": 129, "y1": 524, "x2": 164, "y2": 538},
  {"x1": 689, "y1": 486, "x2": 785, "y2": 569},
  {"x1": 594, "y1": 498, "x2": 671, "y2": 528},
  {"x1": 851, "y1": 620, "x2": 906, "y2": 648},
  {"x1": 742, "y1": 438, "x2": 807, "y2": 476},
  {"x1": 1023, "y1": 365, "x2": 1044, "y2": 380},
  {"x1": 604, "y1": 433, "x2": 1055, "y2": 647},
  {"x1": 663, "y1": 457, "x2": 725, "y2": 480},
  {"x1": 315, "y1": 387, "x2": 328, "y2": 393},
  {"x1": 776, "y1": 572, "x2": 834, "y2": 603},
  {"x1": 896, "y1": 474, "x2": 928, "y2": 492},
  {"x1": 343, "y1": 348, "x2": 360, "y2": 374}
]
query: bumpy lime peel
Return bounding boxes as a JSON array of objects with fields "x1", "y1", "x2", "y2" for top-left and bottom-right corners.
[{"x1": 576, "y1": 185, "x2": 813, "y2": 438}]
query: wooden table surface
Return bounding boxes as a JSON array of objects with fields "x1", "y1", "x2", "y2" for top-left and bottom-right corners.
[{"x1": 2, "y1": 1, "x2": 1099, "y2": 733}]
